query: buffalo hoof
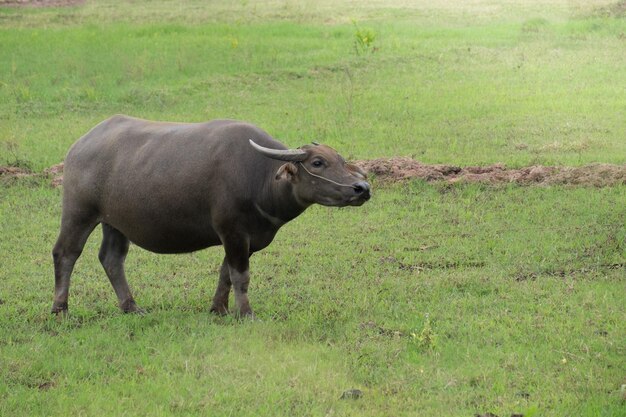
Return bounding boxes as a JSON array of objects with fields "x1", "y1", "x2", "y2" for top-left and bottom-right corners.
[
  {"x1": 51, "y1": 301, "x2": 68, "y2": 315},
  {"x1": 120, "y1": 299, "x2": 145, "y2": 315},
  {"x1": 209, "y1": 304, "x2": 229, "y2": 316},
  {"x1": 234, "y1": 310, "x2": 256, "y2": 321}
]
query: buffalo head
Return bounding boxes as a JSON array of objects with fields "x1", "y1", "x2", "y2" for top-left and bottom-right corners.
[{"x1": 250, "y1": 140, "x2": 371, "y2": 207}]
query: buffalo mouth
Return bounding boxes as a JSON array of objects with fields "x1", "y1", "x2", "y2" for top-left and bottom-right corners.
[
  {"x1": 348, "y1": 194, "x2": 370, "y2": 206},
  {"x1": 349, "y1": 184, "x2": 371, "y2": 205},
  {"x1": 319, "y1": 192, "x2": 370, "y2": 207},
  {"x1": 313, "y1": 179, "x2": 371, "y2": 207}
]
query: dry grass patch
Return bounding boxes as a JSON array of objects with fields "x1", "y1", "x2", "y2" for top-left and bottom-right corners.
[{"x1": 356, "y1": 157, "x2": 626, "y2": 186}]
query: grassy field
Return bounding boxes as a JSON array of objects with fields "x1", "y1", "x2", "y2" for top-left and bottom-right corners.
[{"x1": 1, "y1": 1, "x2": 625, "y2": 416}]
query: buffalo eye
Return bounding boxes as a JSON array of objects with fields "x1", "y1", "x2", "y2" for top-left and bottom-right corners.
[{"x1": 311, "y1": 160, "x2": 324, "y2": 168}]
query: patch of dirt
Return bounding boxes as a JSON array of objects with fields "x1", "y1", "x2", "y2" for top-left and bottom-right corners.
[
  {"x1": 359, "y1": 321, "x2": 404, "y2": 338},
  {"x1": 37, "y1": 380, "x2": 55, "y2": 390},
  {"x1": 43, "y1": 162, "x2": 64, "y2": 188},
  {"x1": 355, "y1": 157, "x2": 626, "y2": 187},
  {"x1": 0, "y1": 0, "x2": 84, "y2": 7},
  {"x1": 475, "y1": 414, "x2": 524, "y2": 417},
  {"x1": 2, "y1": 160, "x2": 625, "y2": 188},
  {"x1": 1, "y1": 163, "x2": 62, "y2": 186},
  {"x1": 0, "y1": 165, "x2": 32, "y2": 177},
  {"x1": 592, "y1": 0, "x2": 626, "y2": 18},
  {"x1": 339, "y1": 389, "x2": 363, "y2": 400}
]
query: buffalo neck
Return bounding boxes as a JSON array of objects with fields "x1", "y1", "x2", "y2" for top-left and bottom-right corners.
[{"x1": 258, "y1": 175, "x2": 309, "y2": 226}]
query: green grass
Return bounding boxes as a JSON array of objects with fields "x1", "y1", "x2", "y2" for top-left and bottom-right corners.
[
  {"x1": 1, "y1": 180, "x2": 624, "y2": 416},
  {"x1": 2, "y1": 0, "x2": 626, "y2": 168},
  {"x1": 1, "y1": 1, "x2": 625, "y2": 416}
]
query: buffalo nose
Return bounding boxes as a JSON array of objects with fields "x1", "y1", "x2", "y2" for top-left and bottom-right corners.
[{"x1": 353, "y1": 181, "x2": 371, "y2": 200}]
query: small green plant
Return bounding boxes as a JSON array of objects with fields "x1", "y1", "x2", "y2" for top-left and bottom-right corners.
[
  {"x1": 352, "y1": 20, "x2": 377, "y2": 55},
  {"x1": 410, "y1": 314, "x2": 438, "y2": 351},
  {"x1": 2, "y1": 141, "x2": 32, "y2": 171},
  {"x1": 13, "y1": 84, "x2": 31, "y2": 104}
]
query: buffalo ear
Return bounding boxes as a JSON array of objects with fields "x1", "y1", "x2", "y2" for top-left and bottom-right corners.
[{"x1": 275, "y1": 163, "x2": 298, "y2": 181}]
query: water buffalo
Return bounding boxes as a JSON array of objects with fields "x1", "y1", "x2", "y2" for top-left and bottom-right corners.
[{"x1": 52, "y1": 115, "x2": 370, "y2": 317}]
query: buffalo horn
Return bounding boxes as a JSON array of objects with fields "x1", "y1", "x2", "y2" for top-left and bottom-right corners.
[{"x1": 249, "y1": 139, "x2": 307, "y2": 161}]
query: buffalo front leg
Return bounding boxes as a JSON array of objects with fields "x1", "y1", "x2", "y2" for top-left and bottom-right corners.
[
  {"x1": 229, "y1": 266, "x2": 252, "y2": 317},
  {"x1": 221, "y1": 235, "x2": 253, "y2": 317},
  {"x1": 210, "y1": 257, "x2": 231, "y2": 315},
  {"x1": 52, "y1": 216, "x2": 97, "y2": 314},
  {"x1": 99, "y1": 223, "x2": 142, "y2": 313}
]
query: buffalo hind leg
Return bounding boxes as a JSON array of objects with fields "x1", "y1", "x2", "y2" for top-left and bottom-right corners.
[
  {"x1": 209, "y1": 257, "x2": 231, "y2": 315},
  {"x1": 99, "y1": 223, "x2": 142, "y2": 313},
  {"x1": 52, "y1": 216, "x2": 98, "y2": 314}
]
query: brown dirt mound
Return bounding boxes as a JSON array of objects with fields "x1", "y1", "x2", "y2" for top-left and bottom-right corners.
[
  {"x1": 1, "y1": 163, "x2": 62, "y2": 186},
  {"x1": 355, "y1": 158, "x2": 626, "y2": 187},
  {"x1": 2, "y1": 160, "x2": 625, "y2": 188},
  {"x1": 43, "y1": 163, "x2": 64, "y2": 188},
  {"x1": 0, "y1": 165, "x2": 33, "y2": 177}
]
